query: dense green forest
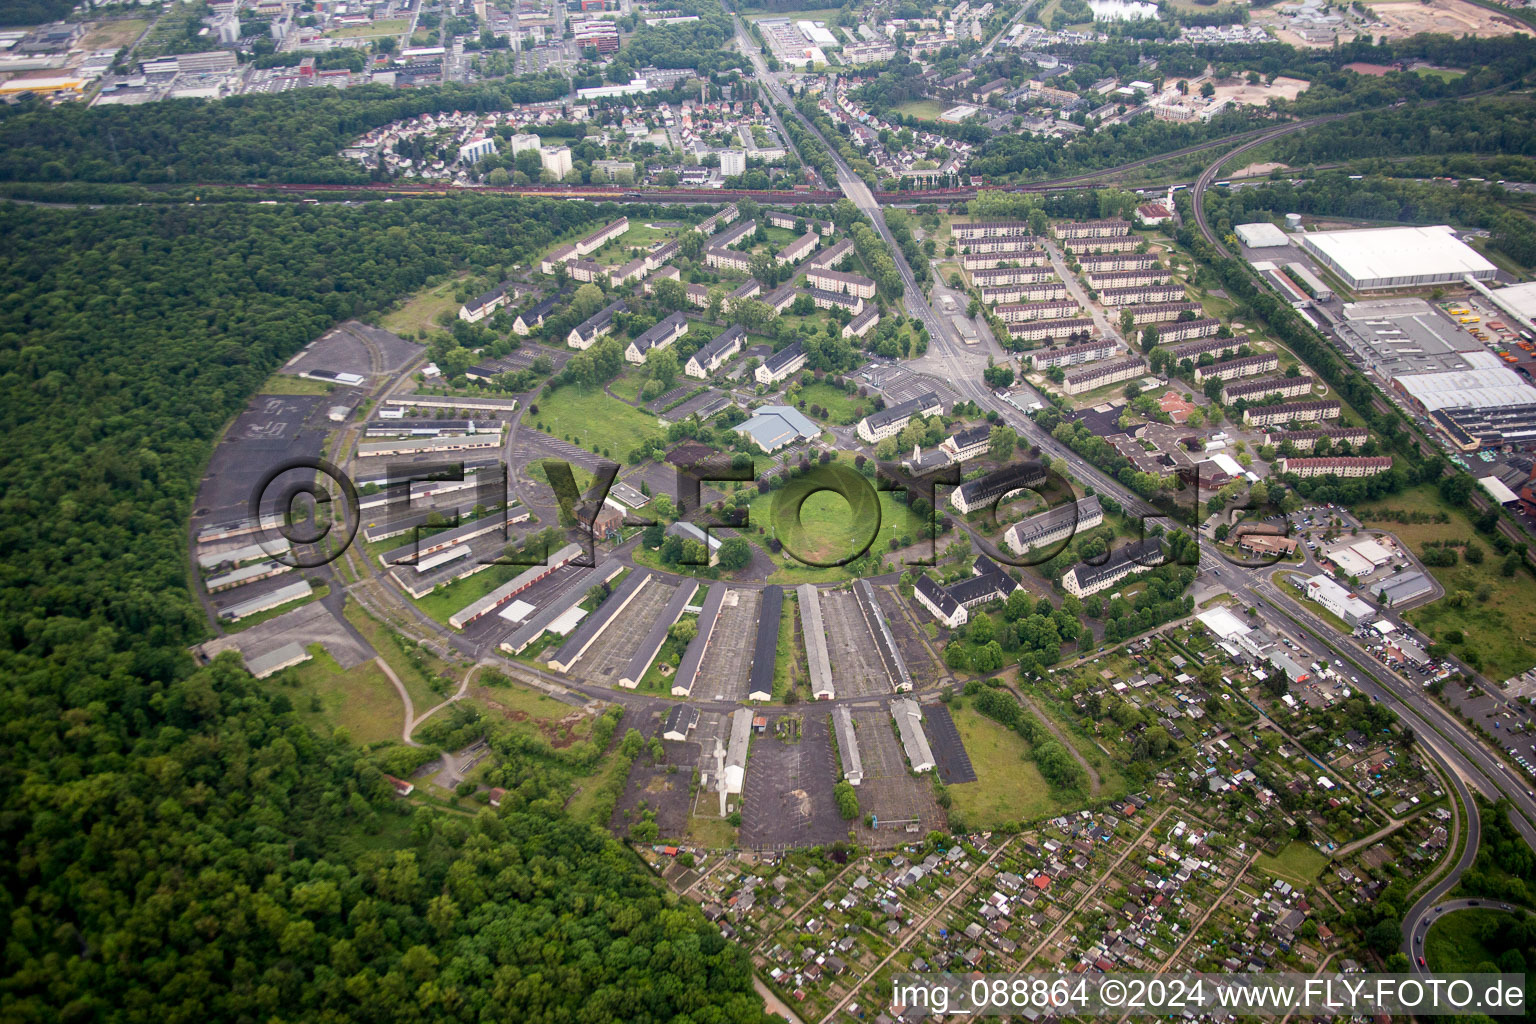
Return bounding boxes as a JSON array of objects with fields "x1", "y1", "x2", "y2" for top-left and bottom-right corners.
[
  {"x1": 0, "y1": 197, "x2": 767, "y2": 1022},
  {"x1": 0, "y1": 0, "x2": 72, "y2": 28}
]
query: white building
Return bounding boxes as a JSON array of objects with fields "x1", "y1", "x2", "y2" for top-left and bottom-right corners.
[
  {"x1": 720, "y1": 148, "x2": 746, "y2": 177},
  {"x1": 539, "y1": 145, "x2": 573, "y2": 179},
  {"x1": 1304, "y1": 574, "x2": 1375, "y2": 626},
  {"x1": 509, "y1": 133, "x2": 541, "y2": 154},
  {"x1": 1299, "y1": 225, "x2": 1498, "y2": 291}
]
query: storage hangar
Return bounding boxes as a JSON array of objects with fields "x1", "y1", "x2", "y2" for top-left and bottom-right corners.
[
  {"x1": 1298, "y1": 225, "x2": 1497, "y2": 291},
  {"x1": 1235, "y1": 223, "x2": 1290, "y2": 248},
  {"x1": 1394, "y1": 365, "x2": 1536, "y2": 414}
]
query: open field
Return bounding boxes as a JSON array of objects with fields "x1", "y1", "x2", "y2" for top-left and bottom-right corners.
[
  {"x1": 1370, "y1": 0, "x2": 1531, "y2": 39},
  {"x1": 797, "y1": 381, "x2": 871, "y2": 425},
  {"x1": 1254, "y1": 840, "x2": 1329, "y2": 886},
  {"x1": 893, "y1": 100, "x2": 946, "y2": 121},
  {"x1": 283, "y1": 646, "x2": 403, "y2": 746},
  {"x1": 533, "y1": 385, "x2": 660, "y2": 461},
  {"x1": 326, "y1": 18, "x2": 410, "y2": 37},
  {"x1": 258, "y1": 373, "x2": 336, "y2": 396},
  {"x1": 746, "y1": 459, "x2": 927, "y2": 581},
  {"x1": 947, "y1": 707, "x2": 1060, "y2": 828},
  {"x1": 344, "y1": 598, "x2": 450, "y2": 711},
  {"x1": 81, "y1": 18, "x2": 149, "y2": 49},
  {"x1": 1361, "y1": 484, "x2": 1536, "y2": 681},
  {"x1": 375, "y1": 274, "x2": 469, "y2": 337}
]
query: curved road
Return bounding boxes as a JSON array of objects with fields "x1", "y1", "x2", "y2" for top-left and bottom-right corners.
[{"x1": 1407, "y1": 898, "x2": 1528, "y2": 971}]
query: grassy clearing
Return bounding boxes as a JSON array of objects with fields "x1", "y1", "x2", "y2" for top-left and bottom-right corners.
[
  {"x1": 1425, "y1": 908, "x2": 1504, "y2": 971},
  {"x1": 376, "y1": 273, "x2": 469, "y2": 338},
  {"x1": 82, "y1": 18, "x2": 149, "y2": 49},
  {"x1": 533, "y1": 385, "x2": 661, "y2": 461},
  {"x1": 343, "y1": 598, "x2": 452, "y2": 711},
  {"x1": 894, "y1": 99, "x2": 946, "y2": 121},
  {"x1": 796, "y1": 381, "x2": 871, "y2": 425},
  {"x1": 326, "y1": 17, "x2": 410, "y2": 37},
  {"x1": 1254, "y1": 840, "x2": 1329, "y2": 886},
  {"x1": 565, "y1": 749, "x2": 634, "y2": 827},
  {"x1": 258, "y1": 373, "x2": 335, "y2": 396},
  {"x1": 1362, "y1": 483, "x2": 1536, "y2": 681},
  {"x1": 281, "y1": 645, "x2": 403, "y2": 746},
  {"x1": 744, "y1": 463, "x2": 927, "y2": 583},
  {"x1": 947, "y1": 707, "x2": 1060, "y2": 828}
]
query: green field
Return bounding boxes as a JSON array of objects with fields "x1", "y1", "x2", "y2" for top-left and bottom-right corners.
[
  {"x1": 258, "y1": 373, "x2": 335, "y2": 396},
  {"x1": 1362, "y1": 484, "x2": 1536, "y2": 681},
  {"x1": 280, "y1": 645, "x2": 404, "y2": 746},
  {"x1": 326, "y1": 17, "x2": 409, "y2": 37},
  {"x1": 533, "y1": 384, "x2": 662, "y2": 461},
  {"x1": 894, "y1": 99, "x2": 946, "y2": 121},
  {"x1": 1425, "y1": 908, "x2": 1506, "y2": 972},
  {"x1": 796, "y1": 381, "x2": 871, "y2": 425},
  {"x1": 947, "y1": 707, "x2": 1061, "y2": 828},
  {"x1": 1254, "y1": 840, "x2": 1329, "y2": 886},
  {"x1": 376, "y1": 273, "x2": 469, "y2": 337},
  {"x1": 744, "y1": 461, "x2": 927, "y2": 581},
  {"x1": 344, "y1": 598, "x2": 452, "y2": 712}
]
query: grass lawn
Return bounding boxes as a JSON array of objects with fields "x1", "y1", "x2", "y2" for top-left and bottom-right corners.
[
  {"x1": 258, "y1": 372, "x2": 335, "y2": 396},
  {"x1": 281, "y1": 644, "x2": 404, "y2": 746},
  {"x1": 1425, "y1": 908, "x2": 1505, "y2": 972},
  {"x1": 606, "y1": 371, "x2": 646, "y2": 404},
  {"x1": 685, "y1": 812, "x2": 739, "y2": 849},
  {"x1": 533, "y1": 385, "x2": 661, "y2": 461},
  {"x1": 376, "y1": 273, "x2": 469, "y2": 338},
  {"x1": 894, "y1": 99, "x2": 946, "y2": 121},
  {"x1": 1362, "y1": 484, "x2": 1536, "y2": 680},
  {"x1": 947, "y1": 707, "x2": 1061, "y2": 828},
  {"x1": 1254, "y1": 840, "x2": 1329, "y2": 886},
  {"x1": 327, "y1": 18, "x2": 409, "y2": 37},
  {"x1": 744, "y1": 461, "x2": 926, "y2": 581},
  {"x1": 796, "y1": 381, "x2": 871, "y2": 425}
]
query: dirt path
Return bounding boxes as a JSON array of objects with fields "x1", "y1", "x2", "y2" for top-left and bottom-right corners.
[
  {"x1": 374, "y1": 657, "x2": 420, "y2": 746},
  {"x1": 1006, "y1": 680, "x2": 1102, "y2": 797}
]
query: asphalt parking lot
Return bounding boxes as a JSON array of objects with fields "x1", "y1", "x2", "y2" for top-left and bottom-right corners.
[
  {"x1": 740, "y1": 712, "x2": 847, "y2": 851},
  {"x1": 570, "y1": 577, "x2": 679, "y2": 685},
  {"x1": 849, "y1": 707, "x2": 945, "y2": 844},
  {"x1": 821, "y1": 590, "x2": 895, "y2": 697},
  {"x1": 694, "y1": 589, "x2": 759, "y2": 702},
  {"x1": 922, "y1": 703, "x2": 978, "y2": 784}
]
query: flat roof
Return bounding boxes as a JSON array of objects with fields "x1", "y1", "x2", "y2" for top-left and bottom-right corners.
[
  {"x1": 1396, "y1": 366, "x2": 1536, "y2": 412},
  {"x1": 1301, "y1": 225, "x2": 1496, "y2": 284},
  {"x1": 1235, "y1": 222, "x2": 1289, "y2": 248}
]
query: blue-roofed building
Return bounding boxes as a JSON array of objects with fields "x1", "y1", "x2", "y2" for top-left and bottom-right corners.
[{"x1": 733, "y1": 404, "x2": 821, "y2": 452}]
